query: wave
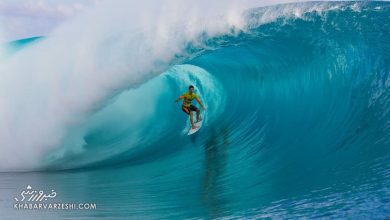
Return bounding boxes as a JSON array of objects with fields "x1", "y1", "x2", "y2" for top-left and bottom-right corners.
[
  {"x1": 0, "y1": 0, "x2": 330, "y2": 171},
  {"x1": 0, "y1": 0, "x2": 389, "y2": 186},
  {"x1": 0, "y1": 0, "x2": 252, "y2": 171}
]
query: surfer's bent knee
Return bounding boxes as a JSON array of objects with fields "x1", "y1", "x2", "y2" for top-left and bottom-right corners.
[{"x1": 182, "y1": 106, "x2": 190, "y2": 115}]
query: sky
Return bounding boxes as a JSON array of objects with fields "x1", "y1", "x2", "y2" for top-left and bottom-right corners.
[{"x1": 0, "y1": 0, "x2": 100, "y2": 41}]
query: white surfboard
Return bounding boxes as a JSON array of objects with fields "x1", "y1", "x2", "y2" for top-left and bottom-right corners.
[{"x1": 188, "y1": 120, "x2": 203, "y2": 135}]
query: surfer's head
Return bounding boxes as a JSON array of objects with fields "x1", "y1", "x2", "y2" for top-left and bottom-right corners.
[{"x1": 189, "y1": 85, "x2": 194, "y2": 94}]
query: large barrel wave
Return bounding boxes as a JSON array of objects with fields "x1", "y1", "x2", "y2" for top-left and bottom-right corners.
[{"x1": 1, "y1": 1, "x2": 390, "y2": 219}]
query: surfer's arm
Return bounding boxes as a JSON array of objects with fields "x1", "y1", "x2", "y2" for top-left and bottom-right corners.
[
  {"x1": 175, "y1": 95, "x2": 184, "y2": 103},
  {"x1": 196, "y1": 97, "x2": 206, "y2": 110}
]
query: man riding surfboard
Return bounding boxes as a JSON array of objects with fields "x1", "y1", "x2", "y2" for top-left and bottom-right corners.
[{"x1": 175, "y1": 85, "x2": 206, "y2": 130}]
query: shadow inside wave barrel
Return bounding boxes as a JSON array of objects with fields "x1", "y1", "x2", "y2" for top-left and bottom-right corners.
[{"x1": 200, "y1": 126, "x2": 230, "y2": 218}]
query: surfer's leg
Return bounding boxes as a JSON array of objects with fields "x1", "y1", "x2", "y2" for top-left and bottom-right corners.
[
  {"x1": 189, "y1": 105, "x2": 200, "y2": 122},
  {"x1": 182, "y1": 106, "x2": 190, "y2": 115},
  {"x1": 196, "y1": 108, "x2": 200, "y2": 122},
  {"x1": 189, "y1": 111, "x2": 196, "y2": 129}
]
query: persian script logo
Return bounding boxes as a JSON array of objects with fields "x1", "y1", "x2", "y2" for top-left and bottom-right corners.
[
  {"x1": 14, "y1": 185, "x2": 57, "y2": 202},
  {"x1": 13, "y1": 185, "x2": 97, "y2": 210}
]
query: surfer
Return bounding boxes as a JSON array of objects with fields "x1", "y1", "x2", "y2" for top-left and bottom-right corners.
[{"x1": 175, "y1": 85, "x2": 206, "y2": 129}]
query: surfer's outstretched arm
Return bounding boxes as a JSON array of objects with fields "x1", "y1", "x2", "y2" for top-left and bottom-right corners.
[
  {"x1": 175, "y1": 95, "x2": 184, "y2": 103},
  {"x1": 196, "y1": 98, "x2": 206, "y2": 110}
]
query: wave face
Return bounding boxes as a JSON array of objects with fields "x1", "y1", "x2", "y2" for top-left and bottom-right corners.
[{"x1": 1, "y1": 1, "x2": 390, "y2": 219}]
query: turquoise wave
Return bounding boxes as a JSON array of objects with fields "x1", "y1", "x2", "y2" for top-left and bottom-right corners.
[{"x1": 3, "y1": 1, "x2": 390, "y2": 218}]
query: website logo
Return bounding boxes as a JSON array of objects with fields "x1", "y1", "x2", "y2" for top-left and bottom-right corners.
[
  {"x1": 14, "y1": 185, "x2": 97, "y2": 210},
  {"x1": 14, "y1": 185, "x2": 56, "y2": 202}
]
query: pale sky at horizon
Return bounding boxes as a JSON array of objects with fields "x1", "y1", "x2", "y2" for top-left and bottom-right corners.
[{"x1": 0, "y1": 0, "x2": 100, "y2": 41}]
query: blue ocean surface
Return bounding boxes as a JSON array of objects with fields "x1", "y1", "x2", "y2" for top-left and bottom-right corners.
[{"x1": 0, "y1": 1, "x2": 390, "y2": 219}]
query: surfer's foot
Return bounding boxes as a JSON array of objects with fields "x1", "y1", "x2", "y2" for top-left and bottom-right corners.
[
  {"x1": 192, "y1": 125, "x2": 199, "y2": 130},
  {"x1": 196, "y1": 118, "x2": 202, "y2": 123}
]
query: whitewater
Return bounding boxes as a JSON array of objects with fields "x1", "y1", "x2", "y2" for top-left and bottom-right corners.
[{"x1": 0, "y1": 0, "x2": 390, "y2": 219}]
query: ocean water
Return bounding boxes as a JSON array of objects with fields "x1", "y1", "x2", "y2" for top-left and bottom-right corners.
[{"x1": 1, "y1": 1, "x2": 390, "y2": 219}]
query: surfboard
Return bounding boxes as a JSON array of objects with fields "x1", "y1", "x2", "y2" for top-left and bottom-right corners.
[{"x1": 188, "y1": 119, "x2": 203, "y2": 135}]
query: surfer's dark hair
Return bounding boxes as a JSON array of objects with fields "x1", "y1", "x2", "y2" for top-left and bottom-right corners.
[{"x1": 189, "y1": 85, "x2": 194, "y2": 89}]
